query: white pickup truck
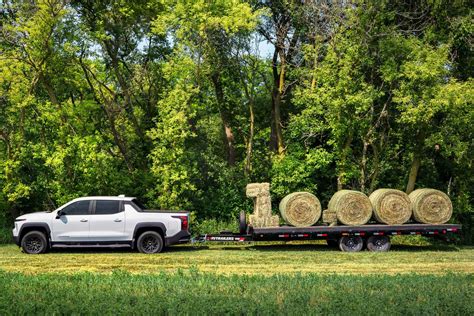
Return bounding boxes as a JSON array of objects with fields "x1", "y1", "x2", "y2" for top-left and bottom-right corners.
[{"x1": 12, "y1": 196, "x2": 190, "y2": 254}]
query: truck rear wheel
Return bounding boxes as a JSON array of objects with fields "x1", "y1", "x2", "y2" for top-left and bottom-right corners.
[
  {"x1": 21, "y1": 231, "x2": 48, "y2": 254},
  {"x1": 367, "y1": 236, "x2": 391, "y2": 252},
  {"x1": 137, "y1": 231, "x2": 164, "y2": 254},
  {"x1": 339, "y1": 236, "x2": 364, "y2": 252}
]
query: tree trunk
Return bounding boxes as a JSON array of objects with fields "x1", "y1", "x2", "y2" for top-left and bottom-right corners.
[
  {"x1": 337, "y1": 133, "x2": 353, "y2": 190},
  {"x1": 211, "y1": 73, "x2": 236, "y2": 165},
  {"x1": 368, "y1": 143, "x2": 381, "y2": 193},
  {"x1": 406, "y1": 130, "x2": 425, "y2": 194},
  {"x1": 245, "y1": 97, "x2": 255, "y2": 176},
  {"x1": 104, "y1": 40, "x2": 144, "y2": 140},
  {"x1": 270, "y1": 48, "x2": 284, "y2": 155},
  {"x1": 360, "y1": 140, "x2": 369, "y2": 192},
  {"x1": 406, "y1": 154, "x2": 421, "y2": 194},
  {"x1": 79, "y1": 59, "x2": 134, "y2": 172}
]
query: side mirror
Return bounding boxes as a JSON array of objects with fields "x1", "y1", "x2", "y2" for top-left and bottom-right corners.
[{"x1": 56, "y1": 210, "x2": 64, "y2": 219}]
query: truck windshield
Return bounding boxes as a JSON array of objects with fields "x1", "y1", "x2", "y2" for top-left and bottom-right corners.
[{"x1": 131, "y1": 199, "x2": 147, "y2": 210}]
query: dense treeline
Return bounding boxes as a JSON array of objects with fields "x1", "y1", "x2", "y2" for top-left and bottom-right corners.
[{"x1": 0, "y1": 1, "x2": 472, "y2": 239}]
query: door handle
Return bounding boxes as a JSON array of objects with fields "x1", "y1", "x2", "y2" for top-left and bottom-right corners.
[
  {"x1": 80, "y1": 219, "x2": 88, "y2": 222},
  {"x1": 114, "y1": 219, "x2": 122, "y2": 222}
]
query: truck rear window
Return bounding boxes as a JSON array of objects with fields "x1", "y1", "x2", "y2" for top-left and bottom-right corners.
[{"x1": 131, "y1": 199, "x2": 146, "y2": 211}]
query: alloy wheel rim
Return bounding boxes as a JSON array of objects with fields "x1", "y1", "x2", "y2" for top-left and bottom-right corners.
[
  {"x1": 25, "y1": 236, "x2": 43, "y2": 253},
  {"x1": 142, "y1": 236, "x2": 159, "y2": 253}
]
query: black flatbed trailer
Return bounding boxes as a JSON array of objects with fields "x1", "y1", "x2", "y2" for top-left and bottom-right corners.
[{"x1": 197, "y1": 222, "x2": 461, "y2": 252}]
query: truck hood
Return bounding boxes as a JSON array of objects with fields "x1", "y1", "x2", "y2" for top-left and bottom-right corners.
[{"x1": 16, "y1": 211, "x2": 51, "y2": 221}]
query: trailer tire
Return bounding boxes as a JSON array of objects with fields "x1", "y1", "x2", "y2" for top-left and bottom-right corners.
[
  {"x1": 367, "y1": 236, "x2": 391, "y2": 252},
  {"x1": 239, "y1": 211, "x2": 248, "y2": 234},
  {"x1": 339, "y1": 236, "x2": 364, "y2": 252}
]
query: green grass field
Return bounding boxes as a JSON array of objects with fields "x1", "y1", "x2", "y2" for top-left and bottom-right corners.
[
  {"x1": 0, "y1": 242, "x2": 473, "y2": 275},
  {"x1": 0, "y1": 242, "x2": 473, "y2": 314}
]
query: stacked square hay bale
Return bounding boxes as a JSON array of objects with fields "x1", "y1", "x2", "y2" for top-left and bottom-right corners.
[
  {"x1": 279, "y1": 192, "x2": 321, "y2": 227},
  {"x1": 246, "y1": 183, "x2": 279, "y2": 228},
  {"x1": 322, "y1": 209, "x2": 337, "y2": 226}
]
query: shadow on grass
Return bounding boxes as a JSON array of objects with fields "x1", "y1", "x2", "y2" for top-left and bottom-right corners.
[
  {"x1": 41, "y1": 242, "x2": 464, "y2": 253},
  {"x1": 45, "y1": 244, "x2": 209, "y2": 254},
  {"x1": 5, "y1": 241, "x2": 466, "y2": 254},
  {"x1": 390, "y1": 244, "x2": 461, "y2": 252}
]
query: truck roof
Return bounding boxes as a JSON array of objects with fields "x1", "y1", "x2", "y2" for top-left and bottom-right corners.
[{"x1": 73, "y1": 196, "x2": 136, "y2": 202}]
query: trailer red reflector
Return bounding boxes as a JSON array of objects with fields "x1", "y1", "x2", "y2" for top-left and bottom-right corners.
[
  {"x1": 303, "y1": 234, "x2": 309, "y2": 237},
  {"x1": 416, "y1": 232, "x2": 422, "y2": 235},
  {"x1": 373, "y1": 232, "x2": 384, "y2": 236},
  {"x1": 442, "y1": 230, "x2": 446, "y2": 234},
  {"x1": 452, "y1": 228, "x2": 458, "y2": 232},
  {"x1": 278, "y1": 234, "x2": 290, "y2": 238},
  {"x1": 239, "y1": 237, "x2": 245, "y2": 242}
]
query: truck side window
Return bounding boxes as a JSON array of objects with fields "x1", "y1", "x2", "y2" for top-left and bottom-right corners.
[
  {"x1": 62, "y1": 201, "x2": 90, "y2": 215},
  {"x1": 95, "y1": 200, "x2": 121, "y2": 215}
]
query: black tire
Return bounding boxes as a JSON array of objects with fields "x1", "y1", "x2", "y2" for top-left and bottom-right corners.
[
  {"x1": 239, "y1": 211, "x2": 248, "y2": 234},
  {"x1": 326, "y1": 239, "x2": 339, "y2": 248},
  {"x1": 137, "y1": 231, "x2": 164, "y2": 254},
  {"x1": 367, "y1": 236, "x2": 391, "y2": 252},
  {"x1": 21, "y1": 231, "x2": 48, "y2": 254},
  {"x1": 339, "y1": 236, "x2": 364, "y2": 252}
]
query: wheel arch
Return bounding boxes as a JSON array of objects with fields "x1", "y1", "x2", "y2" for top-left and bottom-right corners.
[
  {"x1": 19, "y1": 223, "x2": 51, "y2": 245},
  {"x1": 133, "y1": 223, "x2": 167, "y2": 248}
]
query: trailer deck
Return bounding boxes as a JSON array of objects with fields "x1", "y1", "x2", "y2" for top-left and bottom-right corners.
[{"x1": 197, "y1": 223, "x2": 461, "y2": 251}]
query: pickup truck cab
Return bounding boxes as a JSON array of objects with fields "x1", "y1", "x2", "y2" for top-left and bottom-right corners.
[{"x1": 12, "y1": 196, "x2": 190, "y2": 254}]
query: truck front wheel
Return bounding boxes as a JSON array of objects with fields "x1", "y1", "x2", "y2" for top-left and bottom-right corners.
[
  {"x1": 21, "y1": 231, "x2": 48, "y2": 254},
  {"x1": 137, "y1": 231, "x2": 164, "y2": 254},
  {"x1": 338, "y1": 236, "x2": 364, "y2": 252}
]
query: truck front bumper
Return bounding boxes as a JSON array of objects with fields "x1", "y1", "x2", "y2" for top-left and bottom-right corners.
[{"x1": 13, "y1": 234, "x2": 20, "y2": 246}]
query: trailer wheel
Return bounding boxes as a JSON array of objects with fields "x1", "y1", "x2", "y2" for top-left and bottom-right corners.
[
  {"x1": 339, "y1": 236, "x2": 364, "y2": 252},
  {"x1": 367, "y1": 236, "x2": 391, "y2": 252},
  {"x1": 239, "y1": 211, "x2": 248, "y2": 234}
]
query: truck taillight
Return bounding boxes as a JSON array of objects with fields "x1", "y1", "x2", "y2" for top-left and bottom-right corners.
[{"x1": 176, "y1": 215, "x2": 188, "y2": 230}]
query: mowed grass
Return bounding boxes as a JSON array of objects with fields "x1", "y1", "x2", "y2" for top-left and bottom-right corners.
[
  {"x1": 0, "y1": 270, "x2": 472, "y2": 315},
  {"x1": 0, "y1": 242, "x2": 473, "y2": 275},
  {"x1": 1, "y1": 242, "x2": 473, "y2": 314}
]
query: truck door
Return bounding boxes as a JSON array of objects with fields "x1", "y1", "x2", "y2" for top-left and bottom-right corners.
[
  {"x1": 89, "y1": 200, "x2": 127, "y2": 241},
  {"x1": 51, "y1": 200, "x2": 91, "y2": 242}
]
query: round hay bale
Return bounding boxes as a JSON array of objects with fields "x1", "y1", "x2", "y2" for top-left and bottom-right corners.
[
  {"x1": 328, "y1": 190, "x2": 372, "y2": 226},
  {"x1": 279, "y1": 192, "x2": 321, "y2": 227},
  {"x1": 369, "y1": 189, "x2": 411, "y2": 225},
  {"x1": 409, "y1": 188, "x2": 452, "y2": 224}
]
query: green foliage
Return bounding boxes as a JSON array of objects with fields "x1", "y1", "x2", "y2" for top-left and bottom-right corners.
[
  {"x1": 0, "y1": 0, "x2": 472, "y2": 243},
  {"x1": 191, "y1": 218, "x2": 238, "y2": 236},
  {"x1": 0, "y1": 271, "x2": 472, "y2": 314}
]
